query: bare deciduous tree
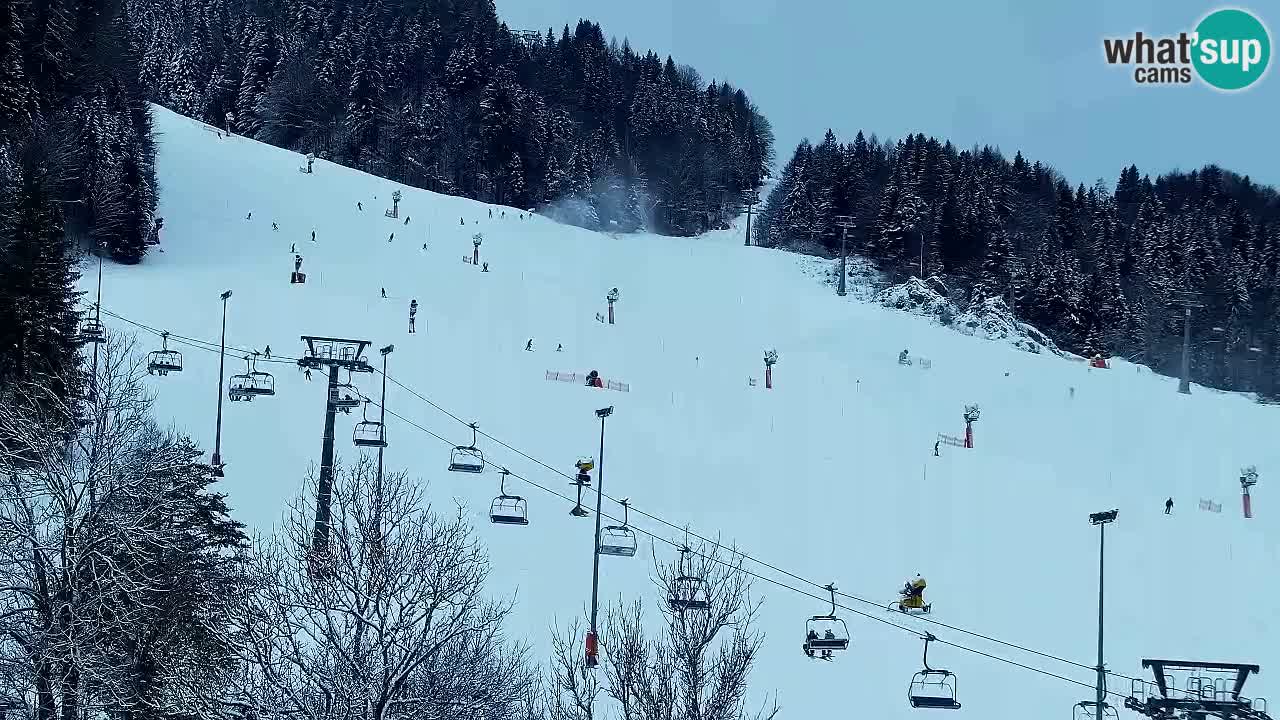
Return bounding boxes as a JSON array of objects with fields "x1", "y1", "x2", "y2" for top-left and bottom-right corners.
[
  {"x1": 546, "y1": 538, "x2": 777, "y2": 720},
  {"x1": 0, "y1": 332, "x2": 244, "y2": 720},
  {"x1": 236, "y1": 457, "x2": 528, "y2": 720}
]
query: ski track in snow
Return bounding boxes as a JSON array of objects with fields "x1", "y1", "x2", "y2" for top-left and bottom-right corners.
[{"x1": 89, "y1": 106, "x2": 1280, "y2": 719}]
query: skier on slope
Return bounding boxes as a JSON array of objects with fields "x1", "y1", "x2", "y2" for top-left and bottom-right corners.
[
  {"x1": 294, "y1": 254, "x2": 303, "y2": 272},
  {"x1": 381, "y1": 288, "x2": 387, "y2": 298},
  {"x1": 525, "y1": 339, "x2": 533, "y2": 351},
  {"x1": 358, "y1": 201, "x2": 363, "y2": 211},
  {"x1": 389, "y1": 232, "x2": 394, "y2": 242},
  {"x1": 311, "y1": 230, "x2": 316, "y2": 242},
  {"x1": 409, "y1": 299, "x2": 418, "y2": 333},
  {"x1": 1165, "y1": 498, "x2": 1174, "y2": 515},
  {"x1": 264, "y1": 345, "x2": 271, "y2": 359},
  {"x1": 291, "y1": 243, "x2": 296, "y2": 253},
  {"x1": 405, "y1": 216, "x2": 411, "y2": 225}
]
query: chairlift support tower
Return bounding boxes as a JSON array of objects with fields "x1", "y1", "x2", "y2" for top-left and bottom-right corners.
[
  {"x1": 297, "y1": 336, "x2": 374, "y2": 560},
  {"x1": 833, "y1": 216, "x2": 856, "y2": 297},
  {"x1": 1172, "y1": 289, "x2": 1203, "y2": 392},
  {"x1": 1125, "y1": 660, "x2": 1271, "y2": 720}
]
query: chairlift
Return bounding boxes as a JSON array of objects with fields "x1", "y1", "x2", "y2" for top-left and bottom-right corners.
[
  {"x1": 146, "y1": 331, "x2": 183, "y2": 376},
  {"x1": 448, "y1": 423, "x2": 485, "y2": 473},
  {"x1": 80, "y1": 318, "x2": 105, "y2": 344},
  {"x1": 228, "y1": 353, "x2": 275, "y2": 401},
  {"x1": 353, "y1": 400, "x2": 387, "y2": 448},
  {"x1": 330, "y1": 370, "x2": 361, "y2": 413},
  {"x1": 668, "y1": 545, "x2": 710, "y2": 612},
  {"x1": 1073, "y1": 701, "x2": 1118, "y2": 720},
  {"x1": 598, "y1": 498, "x2": 638, "y2": 557},
  {"x1": 803, "y1": 584, "x2": 850, "y2": 660},
  {"x1": 908, "y1": 634, "x2": 961, "y2": 710},
  {"x1": 489, "y1": 469, "x2": 529, "y2": 525}
]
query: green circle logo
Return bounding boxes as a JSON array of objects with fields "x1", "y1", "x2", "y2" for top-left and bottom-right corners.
[{"x1": 1192, "y1": 8, "x2": 1271, "y2": 90}]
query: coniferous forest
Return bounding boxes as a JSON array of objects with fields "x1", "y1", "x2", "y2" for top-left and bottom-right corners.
[
  {"x1": 756, "y1": 131, "x2": 1280, "y2": 398},
  {"x1": 0, "y1": 0, "x2": 156, "y2": 396},
  {"x1": 125, "y1": 0, "x2": 774, "y2": 235}
]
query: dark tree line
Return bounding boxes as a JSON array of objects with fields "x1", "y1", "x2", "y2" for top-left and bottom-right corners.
[
  {"x1": 125, "y1": 0, "x2": 774, "y2": 235},
  {"x1": 757, "y1": 130, "x2": 1280, "y2": 398},
  {"x1": 0, "y1": 0, "x2": 158, "y2": 398}
]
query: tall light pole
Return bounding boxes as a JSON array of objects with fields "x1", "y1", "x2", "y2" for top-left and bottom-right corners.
[
  {"x1": 585, "y1": 405, "x2": 614, "y2": 670},
  {"x1": 374, "y1": 344, "x2": 394, "y2": 551},
  {"x1": 212, "y1": 290, "x2": 232, "y2": 476},
  {"x1": 89, "y1": 249, "x2": 104, "y2": 402},
  {"x1": 1088, "y1": 509, "x2": 1118, "y2": 717}
]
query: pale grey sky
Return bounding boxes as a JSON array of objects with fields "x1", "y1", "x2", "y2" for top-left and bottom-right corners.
[{"x1": 498, "y1": 0, "x2": 1277, "y2": 188}]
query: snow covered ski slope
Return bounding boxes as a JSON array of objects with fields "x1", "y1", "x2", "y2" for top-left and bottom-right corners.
[{"x1": 89, "y1": 105, "x2": 1280, "y2": 720}]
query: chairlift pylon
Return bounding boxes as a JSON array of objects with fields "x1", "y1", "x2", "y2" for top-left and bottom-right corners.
[
  {"x1": 228, "y1": 353, "x2": 275, "y2": 401},
  {"x1": 448, "y1": 423, "x2": 485, "y2": 473},
  {"x1": 352, "y1": 399, "x2": 387, "y2": 447},
  {"x1": 146, "y1": 331, "x2": 183, "y2": 376},
  {"x1": 489, "y1": 469, "x2": 529, "y2": 525},
  {"x1": 598, "y1": 498, "x2": 638, "y2": 557},
  {"x1": 803, "y1": 583, "x2": 851, "y2": 661},
  {"x1": 668, "y1": 543, "x2": 710, "y2": 612},
  {"x1": 908, "y1": 634, "x2": 961, "y2": 710}
]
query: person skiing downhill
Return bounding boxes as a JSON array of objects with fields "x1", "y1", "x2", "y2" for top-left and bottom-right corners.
[
  {"x1": 358, "y1": 201, "x2": 363, "y2": 211},
  {"x1": 381, "y1": 288, "x2": 387, "y2": 299},
  {"x1": 557, "y1": 343, "x2": 563, "y2": 352},
  {"x1": 264, "y1": 345, "x2": 271, "y2": 359},
  {"x1": 404, "y1": 216, "x2": 410, "y2": 225},
  {"x1": 311, "y1": 230, "x2": 316, "y2": 242},
  {"x1": 1165, "y1": 498, "x2": 1174, "y2": 515},
  {"x1": 525, "y1": 339, "x2": 533, "y2": 351},
  {"x1": 409, "y1": 299, "x2": 418, "y2": 333},
  {"x1": 246, "y1": 211, "x2": 252, "y2": 220},
  {"x1": 388, "y1": 232, "x2": 394, "y2": 242},
  {"x1": 291, "y1": 243, "x2": 296, "y2": 253}
]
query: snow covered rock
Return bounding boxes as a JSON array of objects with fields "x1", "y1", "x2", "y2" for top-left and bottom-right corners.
[
  {"x1": 874, "y1": 277, "x2": 957, "y2": 325},
  {"x1": 873, "y1": 279, "x2": 1058, "y2": 356},
  {"x1": 955, "y1": 296, "x2": 1060, "y2": 356}
]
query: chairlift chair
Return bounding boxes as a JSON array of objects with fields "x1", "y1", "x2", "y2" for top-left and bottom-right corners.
[
  {"x1": 598, "y1": 498, "x2": 638, "y2": 557},
  {"x1": 146, "y1": 331, "x2": 183, "y2": 376},
  {"x1": 448, "y1": 423, "x2": 485, "y2": 473},
  {"x1": 489, "y1": 470, "x2": 529, "y2": 525},
  {"x1": 80, "y1": 318, "x2": 105, "y2": 344},
  {"x1": 330, "y1": 371, "x2": 361, "y2": 413},
  {"x1": 229, "y1": 354, "x2": 275, "y2": 401},
  {"x1": 1073, "y1": 701, "x2": 1118, "y2": 720},
  {"x1": 803, "y1": 584, "x2": 850, "y2": 660},
  {"x1": 353, "y1": 400, "x2": 387, "y2": 448},
  {"x1": 668, "y1": 546, "x2": 710, "y2": 612},
  {"x1": 908, "y1": 634, "x2": 961, "y2": 710}
]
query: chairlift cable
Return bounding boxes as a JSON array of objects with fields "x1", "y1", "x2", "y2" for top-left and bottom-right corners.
[{"x1": 89, "y1": 305, "x2": 1195, "y2": 700}]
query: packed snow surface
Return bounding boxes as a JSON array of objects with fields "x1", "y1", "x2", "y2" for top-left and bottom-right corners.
[{"x1": 89, "y1": 106, "x2": 1280, "y2": 720}]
